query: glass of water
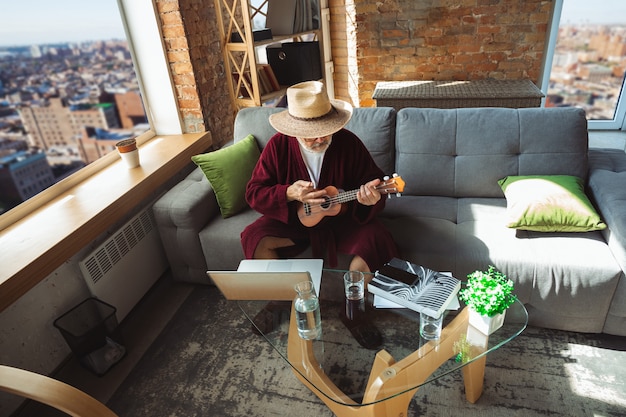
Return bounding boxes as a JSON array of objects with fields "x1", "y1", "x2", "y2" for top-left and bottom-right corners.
[
  {"x1": 343, "y1": 271, "x2": 365, "y2": 300},
  {"x1": 420, "y1": 312, "x2": 443, "y2": 340}
]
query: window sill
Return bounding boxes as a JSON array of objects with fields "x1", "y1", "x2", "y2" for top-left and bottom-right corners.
[{"x1": 0, "y1": 132, "x2": 213, "y2": 312}]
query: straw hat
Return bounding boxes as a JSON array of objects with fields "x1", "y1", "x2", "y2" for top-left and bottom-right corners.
[{"x1": 269, "y1": 81, "x2": 353, "y2": 138}]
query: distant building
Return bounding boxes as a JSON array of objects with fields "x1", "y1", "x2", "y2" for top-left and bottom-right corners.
[
  {"x1": 70, "y1": 102, "x2": 119, "y2": 132},
  {"x1": 578, "y1": 64, "x2": 613, "y2": 83},
  {"x1": 590, "y1": 33, "x2": 626, "y2": 60},
  {"x1": 19, "y1": 98, "x2": 77, "y2": 150},
  {"x1": 605, "y1": 35, "x2": 626, "y2": 59},
  {"x1": 78, "y1": 126, "x2": 135, "y2": 164},
  {"x1": 0, "y1": 138, "x2": 28, "y2": 155},
  {"x1": 18, "y1": 97, "x2": 119, "y2": 152},
  {"x1": 30, "y1": 45, "x2": 42, "y2": 58},
  {"x1": 553, "y1": 51, "x2": 579, "y2": 68},
  {"x1": 114, "y1": 91, "x2": 147, "y2": 129},
  {"x1": 0, "y1": 150, "x2": 55, "y2": 208}
]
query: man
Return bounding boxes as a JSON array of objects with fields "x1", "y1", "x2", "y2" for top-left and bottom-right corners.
[{"x1": 241, "y1": 81, "x2": 397, "y2": 273}]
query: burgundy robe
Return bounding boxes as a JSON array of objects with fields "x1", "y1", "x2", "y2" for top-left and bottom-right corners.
[{"x1": 241, "y1": 128, "x2": 398, "y2": 270}]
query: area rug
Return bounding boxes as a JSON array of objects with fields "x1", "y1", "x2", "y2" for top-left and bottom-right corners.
[{"x1": 107, "y1": 285, "x2": 626, "y2": 417}]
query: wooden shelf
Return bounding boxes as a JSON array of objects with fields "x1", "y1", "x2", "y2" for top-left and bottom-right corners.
[
  {"x1": 235, "y1": 87, "x2": 287, "y2": 104},
  {"x1": 250, "y1": 30, "x2": 321, "y2": 47},
  {"x1": 214, "y1": 0, "x2": 331, "y2": 109}
]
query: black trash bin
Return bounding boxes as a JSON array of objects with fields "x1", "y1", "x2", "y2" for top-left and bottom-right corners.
[{"x1": 54, "y1": 297, "x2": 126, "y2": 376}]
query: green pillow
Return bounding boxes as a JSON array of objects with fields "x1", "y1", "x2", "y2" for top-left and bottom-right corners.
[
  {"x1": 497, "y1": 175, "x2": 607, "y2": 232},
  {"x1": 192, "y1": 134, "x2": 260, "y2": 218}
]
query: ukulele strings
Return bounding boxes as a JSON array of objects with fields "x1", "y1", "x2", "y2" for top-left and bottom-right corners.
[{"x1": 303, "y1": 182, "x2": 396, "y2": 211}]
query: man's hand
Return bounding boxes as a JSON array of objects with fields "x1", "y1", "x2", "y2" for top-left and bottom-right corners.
[
  {"x1": 287, "y1": 180, "x2": 328, "y2": 204},
  {"x1": 357, "y1": 178, "x2": 381, "y2": 206}
]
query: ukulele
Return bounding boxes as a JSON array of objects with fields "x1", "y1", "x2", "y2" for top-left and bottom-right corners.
[{"x1": 297, "y1": 174, "x2": 405, "y2": 227}]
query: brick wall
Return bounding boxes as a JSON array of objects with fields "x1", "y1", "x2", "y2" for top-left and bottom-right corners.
[
  {"x1": 157, "y1": 0, "x2": 553, "y2": 139},
  {"x1": 328, "y1": 1, "x2": 358, "y2": 106},
  {"x1": 156, "y1": 0, "x2": 234, "y2": 145},
  {"x1": 330, "y1": 0, "x2": 553, "y2": 107}
]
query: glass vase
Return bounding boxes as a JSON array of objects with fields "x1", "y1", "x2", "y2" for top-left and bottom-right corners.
[{"x1": 294, "y1": 280, "x2": 322, "y2": 340}]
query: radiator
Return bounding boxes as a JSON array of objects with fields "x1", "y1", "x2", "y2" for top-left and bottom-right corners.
[{"x1": 79, "y1": 208, "x2": 167, "y2": 321}]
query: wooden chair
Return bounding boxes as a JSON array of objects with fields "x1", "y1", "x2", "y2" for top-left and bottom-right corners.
[{"x1": 0, "y1": 365, "x2": 118, "y2": 417}]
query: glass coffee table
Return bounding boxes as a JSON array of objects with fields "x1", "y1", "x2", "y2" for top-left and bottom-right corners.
[{"x1": 230, "y1": 270, "x2": 528, "y2": 417}]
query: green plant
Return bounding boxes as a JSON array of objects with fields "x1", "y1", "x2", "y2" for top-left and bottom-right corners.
[{"x1": 459, "y1": 265, "x2": 516, "y2": 317}]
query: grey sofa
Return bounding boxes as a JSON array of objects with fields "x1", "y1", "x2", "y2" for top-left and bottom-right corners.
[{"x1": 153, "y1": 106, "x2": 626, "y2": 336}]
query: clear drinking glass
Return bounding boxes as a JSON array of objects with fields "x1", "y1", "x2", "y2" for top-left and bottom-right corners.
[
  {"x1": 343, "y1": 271, "x2": 365, "y2": 300},
  {"x1": 420, "y1": 312, "x2": 443, "y2": 340}
]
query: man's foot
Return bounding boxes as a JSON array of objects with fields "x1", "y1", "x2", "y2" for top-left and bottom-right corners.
[{"x1": 340, "y1": 300, "x2": 383, "y2": 349}]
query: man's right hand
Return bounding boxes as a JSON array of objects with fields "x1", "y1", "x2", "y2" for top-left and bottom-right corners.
[
  {"x1": 287, "y1": 180, "x2": 315, "y2": 202},
  {"x1": 287, "y1": 180, "x2": 328, "y2": 205}
]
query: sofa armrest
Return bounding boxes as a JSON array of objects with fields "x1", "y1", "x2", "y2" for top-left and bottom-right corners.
[
  {"x1": 588, "y1": 149, "x2": 626, "y2": 333},
  {"x1": 152, "y1": 167, "x2": 220, "y2": 283},
  {"x1": 589, "y1": 149, "x2": 626, "y2": 269}
]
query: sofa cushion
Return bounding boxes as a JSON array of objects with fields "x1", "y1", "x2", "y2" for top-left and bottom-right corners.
[
  {"x1": 381, "y1": 195, "x2": 621, "y2": 332},
  {"x1": 344, "y1": 107, "x2": 396, "y2": 175},
  {"x1": 498, "y1": 175, "x2": 606, "y2": 232},
  {"x1": 233, "y1": 107, "x2": 282, "y2": 150},
  {"x1": 191, "y1": 134, "x2": 260, "y2": 218},
  {"x1": 395, "y1": 107, "x2": 589, "y2": 198},
  {"x1": 199, "y1": 208, "x2": 262, "y2": 270}
]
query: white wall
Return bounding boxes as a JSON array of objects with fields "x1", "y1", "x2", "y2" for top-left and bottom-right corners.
[
  {"x1": 0, "y1": 165, "x2": 193, "y2": 414},
  {"x1": 0, "y1": 247, "x2": 94, "y2": 414}
]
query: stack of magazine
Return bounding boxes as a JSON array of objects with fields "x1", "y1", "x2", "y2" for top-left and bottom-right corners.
[{"x1": 368, "y1": 258, "x2": 461, "y2": 318}]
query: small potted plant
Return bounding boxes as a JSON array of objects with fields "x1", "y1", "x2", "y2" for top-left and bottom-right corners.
[{"x1": 458, "y1": 265, "x2": 516, "y2": 335}]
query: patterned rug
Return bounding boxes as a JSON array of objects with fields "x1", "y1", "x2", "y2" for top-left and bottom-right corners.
[{"x1": 107, "y1": 285, "x2": 626, "y2": 417}]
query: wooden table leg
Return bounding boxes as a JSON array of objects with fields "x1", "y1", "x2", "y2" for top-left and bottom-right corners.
[
  {"x1": 287, "y1": 307, "x2": 487, "y2": 416},
  {"x1": 462, "y1": 355, "x2": 486, "y2": 403},
  {"x1": 460, "y1": 326, "x2": 489, "y2": 403}
]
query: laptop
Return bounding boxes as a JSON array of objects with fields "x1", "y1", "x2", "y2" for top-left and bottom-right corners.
[{"x1": 207, "y1": 259, "x2": 323, "y2": 301}]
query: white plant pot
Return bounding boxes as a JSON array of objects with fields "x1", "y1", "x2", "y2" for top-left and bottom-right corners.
[{"x1": 468, "y1": 308, "x2": 506, "y2": 335}]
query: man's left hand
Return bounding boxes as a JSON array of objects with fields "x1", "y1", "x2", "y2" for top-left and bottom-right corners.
[{"x1": 356, "y1": 178, "x2": 381, "y2": 206}]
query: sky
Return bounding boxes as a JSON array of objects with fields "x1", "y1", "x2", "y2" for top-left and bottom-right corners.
[
  {"x1": 559, "y1": 0, "x2": 626, "y2": 25},
  {"x1": 0, "y1": 0, "x2": 125, "y2": 47},
  {"x1": 0, "y1": 0, "x2": 625, "y2": 48}
]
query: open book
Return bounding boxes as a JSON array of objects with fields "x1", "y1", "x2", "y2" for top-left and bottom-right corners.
[{"x1": 368, "y1": 258, "x2": 461, "y2": 318}]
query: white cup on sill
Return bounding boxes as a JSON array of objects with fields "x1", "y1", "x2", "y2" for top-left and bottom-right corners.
[{"x1": 116, "y1": 138, "x2": 140, "y2": 169}]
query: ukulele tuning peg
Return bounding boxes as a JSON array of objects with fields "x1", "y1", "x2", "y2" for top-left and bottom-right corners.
[
  {"x1": 392, "y1": 173, "x2": 399, "y2": 178},
  {"x1": 383, "y1": 175, "x2": 390, "y2": 181}
]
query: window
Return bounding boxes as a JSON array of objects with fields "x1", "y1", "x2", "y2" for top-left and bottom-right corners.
[
  {"x1": 0, "y1": 1, "x2": 139, "y2": 212},
  {"x1": 0, "y1": 0, "x2": 181, "y2": 218},
  {"x1": 542, "y1": 0, "x2": 626, "y2": 130}
]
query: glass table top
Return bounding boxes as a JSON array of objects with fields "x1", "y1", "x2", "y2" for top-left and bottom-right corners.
[{"x1": 236, "y1": 269, "x2": 528, "y2": 407}]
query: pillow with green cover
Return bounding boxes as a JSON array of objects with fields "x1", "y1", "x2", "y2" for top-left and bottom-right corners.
[
  {"x1": 497, "y1": 175, "x2": 606, "y2": 232},
  {"x1": 192, "y1": 134, "x2": 260, "y2": 218}
]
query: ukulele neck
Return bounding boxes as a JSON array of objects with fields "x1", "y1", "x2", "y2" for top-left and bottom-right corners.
[{"x1": 316, "y1": 184, "x2": 390, "y2": 207}]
